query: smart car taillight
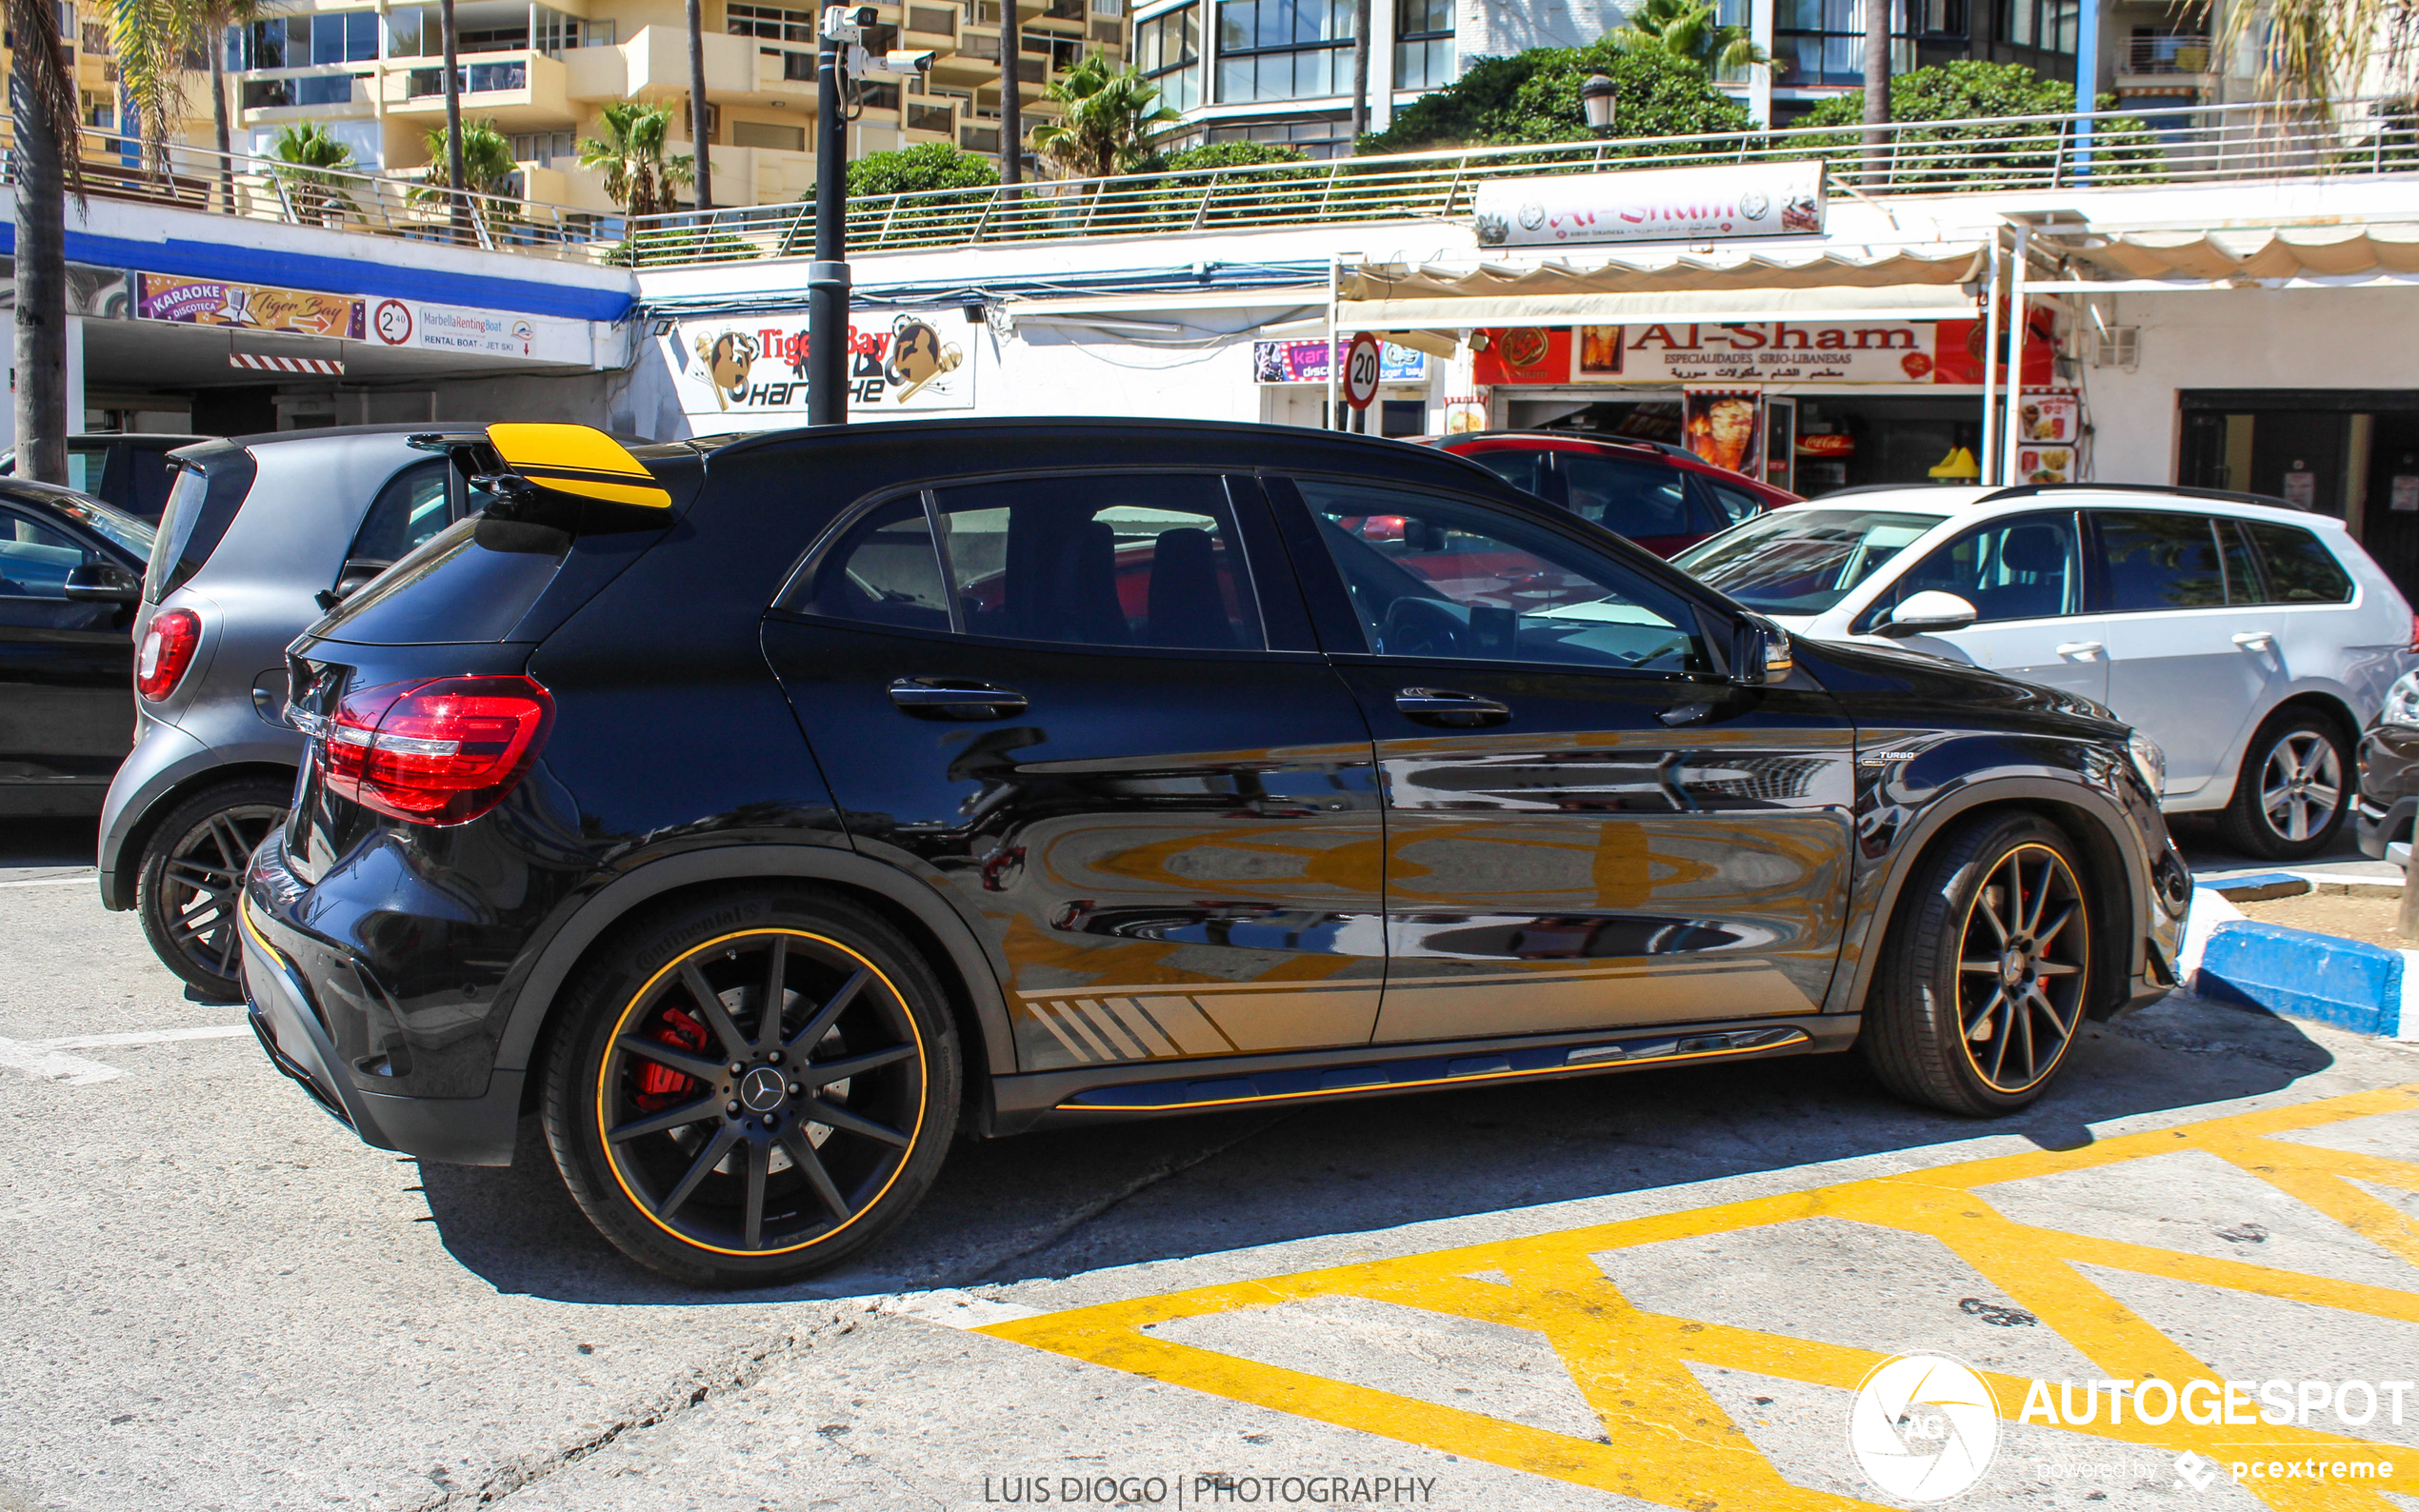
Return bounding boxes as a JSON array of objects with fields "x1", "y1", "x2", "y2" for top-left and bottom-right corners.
[
  {"x1": 321, "y1": 675, "x2": 553, "y2": 826},
  {"x1": 135, "y1": 609, "x2": 201, "y2": 702}
]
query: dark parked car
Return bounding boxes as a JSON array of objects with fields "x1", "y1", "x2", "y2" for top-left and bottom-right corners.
[
  {"x1": 99, "y1": 427, "x2": 481, "y2": 1001},
  {"x1": 241, "y1": 419, "x2": 2189, "y2": 1286},
  {"x1": 1421, "y1": 431, "x2": 1798, "y2": 557},
  {"x1": 1, "y1": 433, "x2": 208, "y2": 521},
  {"x1": 2355, "y1": 670, "x2": 2419, "y2": 859},
  {"x1": 0, "y1": 481, "x2": 151, "y2": 815}
]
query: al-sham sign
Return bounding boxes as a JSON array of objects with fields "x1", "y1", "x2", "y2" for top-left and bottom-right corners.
[
  {"x1": 1474, "y1": 161, "x2": 1825, "y2": 248},
  {"x1": 673, "y1": 312, "x2": 974, "y2": 421}
]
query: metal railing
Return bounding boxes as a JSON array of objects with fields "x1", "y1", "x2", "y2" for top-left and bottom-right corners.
[
  {"x1": 1, "y1": 119, "x2": 621, "y2": 261},
  {"x1": 621, "y1": 94, "x2": 2419, "y2": 269}
]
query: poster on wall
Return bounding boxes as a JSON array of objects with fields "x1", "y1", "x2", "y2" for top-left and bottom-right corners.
[
  {"x1": 135, "y1": 273, "x2": 364, "y2": 338},
  {"x1": 1474, "y1": 161, "x2": 1825, "y2": 248},
  {"x1": 672, "y1": 311, "x2": 976, "y2": 419},
  {"x1": 370, "y1": 298, "x2": 591, "y2": 365},
  {"x1": 1251, "y1": 339, "x2": 1426, "y2": 385},
  {"x1": 1441, "y1": 397, "x2": 1487, "y2": 433},
  {"x1": 1471, "y1": 318, "x2": 2055, "y2": 388},
  {"x1": 1683, "y1": 388, "x2": 1763, "y2": 477}
]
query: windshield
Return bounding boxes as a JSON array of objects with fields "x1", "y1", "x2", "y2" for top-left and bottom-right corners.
[
  {"x1": 1674, "y1": 507, "x2": 1943, "y2": 616},
  {"x1": 51, "y1": 493, "x2": 154, "y2": 558}
]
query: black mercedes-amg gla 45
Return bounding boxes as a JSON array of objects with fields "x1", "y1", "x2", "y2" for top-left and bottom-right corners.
[{"x1": 240, "y1": 419, "x2": 2191, "y2": 1284}]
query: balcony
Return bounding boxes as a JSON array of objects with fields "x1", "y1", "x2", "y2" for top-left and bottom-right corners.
[
  {"x1": 561, "y1": 26, "x2": 752, "y2": 101},
  {"x1": 2115, "y1": 31, "x2": 2215, "y2": 98},
  {"x1": 236, "y1": 67, "x2": 374, "y2": 122},
  {"x1": 390, "y1": 49, "x2": 571, "y2": 128}
]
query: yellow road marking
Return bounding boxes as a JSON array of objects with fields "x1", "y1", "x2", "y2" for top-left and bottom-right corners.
[{"x1": 982, "y1": 1084, "x2": 2419, "y2": 1510}]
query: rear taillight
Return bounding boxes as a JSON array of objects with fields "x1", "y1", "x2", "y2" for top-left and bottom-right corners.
[
  {"x1": 135, "y1": 610, "x2": 201, "y2": 702},
  {"x1": 320, "y1": 675, "x2": 553, "y2": 826}
]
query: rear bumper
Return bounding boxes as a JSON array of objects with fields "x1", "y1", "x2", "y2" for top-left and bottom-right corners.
[{"x1": 240, "y1": 835, "x2": 522, "y2": 1165}]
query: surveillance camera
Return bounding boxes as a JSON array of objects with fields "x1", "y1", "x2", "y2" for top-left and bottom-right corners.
[
  {"x1": 853, "y1": 5, "x2": 876, "y2": 22},
  {"x1": 885, "y1": 48, "x2": 937, "y2": 72},
  {"x1": 820, "y1": 4, "x2": 863, "y2": 40}
]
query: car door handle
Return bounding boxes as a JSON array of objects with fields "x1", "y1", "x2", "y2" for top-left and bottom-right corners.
[
  {"x1": 1395, "y1": 687, "x2": 1511, "y2": 726},
  {"x1": 2054, "y1": 641, "x2": 2104, "y2": 660},
  {"x1": 2231, "y1": 630, "x2": 2276, "y2": 649},
  {"x1": 887, "y1": 678, "x2": 1028, "y2": 718}
]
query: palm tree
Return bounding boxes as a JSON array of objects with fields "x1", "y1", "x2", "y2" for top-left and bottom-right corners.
[
  {"x1": 2202, "y1": 0, "x2": 2416, "y2": 124},
  {"x1": 10, "y1": 0, "x2": 87, "y2": 484},
  {"x1": 999, "y1": 0, "x2": 1023, "y2": 189},
  {"x1": 1030, "y1": 53, "x2": 1175, "y2": 178},
  {"x1": 686, "y1": 0, "x2": 712, "y2": 209},
  {"x1": 110, "y1": 0, "x2": 190, "y2": 176},
  {"x1": 268, "y1": 120, "x2": 359, "y2": 223},
  {"x1": 1349, "y1": 0, "x2": 1369, "y2": 145},
  {"x1": 1862, "y1": 0, "x2": 1889, "y2": 173},
  {"x1": 193, "y1": 0, "x2": 270, "y2": 211},
  {"x1": 1612, "y1": 0, "x2": 1770, "y2": 72},
  {"x1": 412, "y1": 117, "x2": 519, "y2": 229},
  {"x1": 439, "y1": 0, "x2": 468, "y2": 237},
  {"x1": 578, "y1": 100, "x2": 695, "y2": 217}
]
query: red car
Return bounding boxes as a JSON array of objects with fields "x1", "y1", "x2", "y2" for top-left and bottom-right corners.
[{"x1": 1424, "y1": 432, "x2": 1799, "y2": 557}]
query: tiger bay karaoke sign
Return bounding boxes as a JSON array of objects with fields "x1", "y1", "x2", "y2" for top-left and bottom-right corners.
[
  {"x1": 1474, "y1": 160, "x2": 1826, "y2": 248},
  {"x1": 671, "y1": 311, "x2": 976, "y2": 423}
]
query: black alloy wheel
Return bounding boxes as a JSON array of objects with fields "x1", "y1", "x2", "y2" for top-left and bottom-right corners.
[
  {"x1": 2221, "y1": 711, "x2": 2352, "y2": 862},
  {"x1": 1862, "y1": 814, "x2": 2094, "y2": 1117},
  {"x1": 545, "y1": 891, "x2": 959, "y2": 1285},
  {"x1": 135, "y1": 778, "x2": 293, "y2": 1001}
]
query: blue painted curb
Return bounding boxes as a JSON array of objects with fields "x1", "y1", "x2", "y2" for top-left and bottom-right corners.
[{"x1": 2195, "y1": 922, "x2": 2405, "y2": 1037}]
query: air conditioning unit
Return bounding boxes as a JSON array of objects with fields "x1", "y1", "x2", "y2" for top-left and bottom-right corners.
[{"x1": 2092, "y1": 326, "x2": 2140, "y2": 371}]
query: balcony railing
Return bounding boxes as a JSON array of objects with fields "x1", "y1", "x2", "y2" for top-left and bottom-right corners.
[
  {"x1": 620, "y1": 95, "x2": 2419, "y2": 269},
  {"x1": 407, "y1": 60, "x2": 531, "y2": 97},
  {"x1": 2125, "y1": 33, "x2": 2213, "y2": 73}
]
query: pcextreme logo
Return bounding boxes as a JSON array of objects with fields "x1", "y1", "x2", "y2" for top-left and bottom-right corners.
[{"x1": 1848, "y1": 1354, "x2": 2002, "y2": 1502}]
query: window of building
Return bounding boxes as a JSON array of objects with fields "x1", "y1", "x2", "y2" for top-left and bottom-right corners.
[
  {"x1": 1023, "y1": 27, "x2": 1084, "y2": 70},
  {"x1": 230, "y1": 15, "x2": 285, "y2": 68},
  {"x1": 1216, "y1": 0, "x2": 1353, "y2": 103},
  {"x1": 1914, "y1": 0, "x2": 1965, "y2": 32},
  {"x1": 1392, "y1": 0, "x2": 1452, "y2": 91},
  {"x1": 780, "y1": 49, "x2": 814, "y2": 79},
  {"x1": 386, "y1": 7, "x2": 429, "y2": 57},
  {"x1": 456, "y1": 23, "x2": 530, "y2": 52},
  {"x1": 965, "y1": 0, "x2": 1003, "y2": 24},
  {"x1": 907, "y1": 100, "x2": 953, "y2": 131},
  {"x1": 860, "y1": 81, "x2": 902, "y2": 110},
  {"x1": 1204, "y1": 113, "x2": 1350, "y2": 156},
  {"x1": 1136, "y1": 4, "x2": 1200, "y2": 111},
  {"x1": 729, "y1": 2, "x2": 819, "y2": 42},
  {"x1": 734, "y1": 117, "x2": 808, "y2": 149},
  {"x1": 908, "y1": 4, "x2": 957, "y2": 31},
  {"x1": 510, "y1": 129, "x2": 576, "y2": 162},
  {"x1": 1773, "y1": 0, "x2": 1911, "y2": 88},
  {"x1": 531, "y1": 5, "x2": 610, "y2": 53},
  {"x1": 295, "y1": 72, "x2": 356, "y2": 105},
  {"x1": 2002, "y1": 0, "x2": 2077, "y2": 52}
]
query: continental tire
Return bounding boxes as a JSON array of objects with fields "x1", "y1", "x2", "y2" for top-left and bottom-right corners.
[
  {"x1": 1862, "y1": 814, "x2": 2094, "y2": 1118},
  {"x1": 541, "y1": 888, "x2": 960, "y2": 1286},
  {"x1": 135, "y1": 777, "x2": 293, "y2": 1002}
]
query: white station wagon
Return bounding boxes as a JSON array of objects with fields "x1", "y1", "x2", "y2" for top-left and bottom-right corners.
[{"x1": 1675, "y1": 484, "x2": 2419, "y2": 861}]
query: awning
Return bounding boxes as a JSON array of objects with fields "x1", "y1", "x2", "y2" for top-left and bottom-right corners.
[
  {"x1": 1257, "y1": 316, "x2": 1457, "y2": 358},
  {"x1": 1339, "y1": 244, "x2": 1988, "y2": 328},
  {"x1": 2047, "y1": 224, "x2": 2419, "y2": 285}
]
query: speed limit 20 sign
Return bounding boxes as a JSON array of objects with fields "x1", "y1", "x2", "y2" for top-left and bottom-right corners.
[{"x1": 1343, "y1": 330, "x2": 1381, "y2": 410}]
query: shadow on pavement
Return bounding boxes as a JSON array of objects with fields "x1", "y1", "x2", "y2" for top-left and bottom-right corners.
[{"x1": 416, "y1": 992, "x2": 2333, "y2": 1305}]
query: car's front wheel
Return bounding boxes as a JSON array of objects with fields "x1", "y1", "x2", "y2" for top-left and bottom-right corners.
[
  {"x1": 135, "y1": 777, "x2": 294, "y2": 1002},
  {"x1": 2220, "y1": 710, "x2": 2351, "y2": 862},
  {"x1": 1862, "y1": 814, "x2": 2095, "y2": 1117},
  {"x1": 542, "y1": 889, "x2": 960, "y2": 1286}
]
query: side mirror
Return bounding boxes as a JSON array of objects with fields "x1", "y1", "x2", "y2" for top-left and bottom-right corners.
[
  {"x1": 1732, "y1": 614, "x2": 1794, "y2": 686},
  {"x1": 314, "y1": 557, "x2": 391, "y2": 612},
  {"x1": 63, "y1": 561, "x2": 140, "y2": 604},
  {"x1": 1883, "y1": 589, "x2": 1979, "y2": 636}
]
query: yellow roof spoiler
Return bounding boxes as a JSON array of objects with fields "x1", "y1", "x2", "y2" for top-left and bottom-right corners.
[{"x1": 485, "y1": 423, "x2": 671, "y2": 509}]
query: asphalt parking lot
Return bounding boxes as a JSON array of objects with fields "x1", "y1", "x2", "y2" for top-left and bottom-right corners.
[{"x1": 4, "y1": 817, "x2": 2417, "y2": 1512}]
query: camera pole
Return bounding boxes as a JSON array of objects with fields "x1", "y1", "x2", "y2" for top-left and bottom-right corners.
[{"x1": 810, "y1": 6, "x2": 855, "y2": 427}]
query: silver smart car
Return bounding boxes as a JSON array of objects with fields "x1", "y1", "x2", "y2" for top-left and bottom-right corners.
[{"x1": 100, "y1": 426, "x2": 479, "y2": 998}]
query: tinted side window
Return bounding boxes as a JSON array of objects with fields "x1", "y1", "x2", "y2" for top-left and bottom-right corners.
[
  {"x1": 1863, "y1": 511, "x2": 2078, "y2": 629},
  {"x1": 1466, "y1": 450, "x2": 1544, "y2": 498},
  {"x1": 1703, "y1": 479, "x2": 1765, "y2": 527},
  {"x1": 347, "y1": 460, "x2": 454, "y2": 567},
  {"x1": 127, "y1": 447, "x2": 180, "y2": 518},
  {"x1": 2093, "y1": 511, "x2": 2225, "y2": 611},
  {"x1": 0, "y1": 507, "x2": 93, "y2": 598},
  {"x1": 1559, "y1": 454, "x2": 1694, "y2": 538},
  {"x1": 145, "y1": 453, "x2": 256, "y2": 604},
  {"x1": 805, "y1": 495, "x2": 951, "y2": 633},
  {"x1": 1295, "y1": 479, "x2": 1710, "y2": 673},
  {"x1": 936, "y1": 475, "x2": 1261, "y2": 650},
  {"x1": 2246, "y1": 521, "x2": 2354, "y2": 604}
]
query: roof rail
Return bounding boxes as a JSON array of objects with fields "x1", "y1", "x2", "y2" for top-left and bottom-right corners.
[{"x1": 1977, "y1": 481, "x2": 2310, "y2": 511}]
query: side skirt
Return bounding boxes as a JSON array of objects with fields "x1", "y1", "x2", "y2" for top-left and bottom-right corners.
[{"x1": 989, "y1": 1015, "x2": 1858, "y2": 1134}]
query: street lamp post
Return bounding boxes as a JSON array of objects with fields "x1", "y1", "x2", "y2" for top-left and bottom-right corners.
[
  {"x1": 808, "y1": 7, "x2": 935, "y2": 427},
  {"x1": 1580, "y1": 73, "x2": 1618, "y2": 136}
]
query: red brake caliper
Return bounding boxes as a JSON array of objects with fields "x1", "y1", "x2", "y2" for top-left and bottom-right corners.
[{"x1": 634, "y1": 1005, "x2": 709, "y2": 1106}]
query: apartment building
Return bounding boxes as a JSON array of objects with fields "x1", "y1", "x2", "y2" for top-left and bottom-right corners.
[
  {"x1": 1136, "y1": 0, "x2": 2236, "y2": 151},
  {"x1": 210, "y1": 0, "x2": 1127, "y2": 211}
]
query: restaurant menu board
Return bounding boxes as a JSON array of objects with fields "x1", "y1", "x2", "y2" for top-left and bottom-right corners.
[
  {"x1": 2013, "y1": 391, "x2": 2081, "y2": 483},
  {"x1": 1684, "y1": 389, "x2": 1763, "y2": 478},
  {"x1": 1472, "y1": 318, "x2": 2055, "y2": 388}
]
